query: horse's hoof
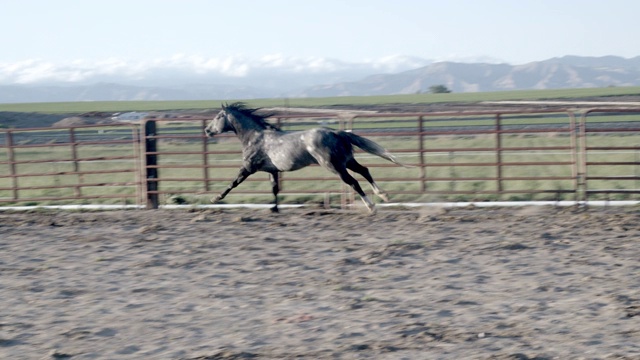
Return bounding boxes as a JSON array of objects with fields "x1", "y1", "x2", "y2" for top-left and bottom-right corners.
[
  {"x1": 378, "y1": 193, "x2": 390, "y2": 202},
  {"x1": 270, "y1": 206, "x2": 280, "y2": 213},
  {"x1": 211, "y1": 196, "x2": 221, "y2": 204}
]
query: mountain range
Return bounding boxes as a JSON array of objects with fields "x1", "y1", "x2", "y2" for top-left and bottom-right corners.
[
  {"x1": 298, "y1": 56, "x2": 640, "y2": 97},
  {"x1": 1, "y1": 55, "x2": 639, "y2": 103}
]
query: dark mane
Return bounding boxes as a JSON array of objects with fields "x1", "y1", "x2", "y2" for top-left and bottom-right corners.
[{"x1": 225, "y1": 102, "x2": 280, "y2": 131}]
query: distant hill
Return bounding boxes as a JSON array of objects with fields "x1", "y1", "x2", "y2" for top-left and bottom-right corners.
[
  {"x1": 1, "y1": 55, "x2": 640, "y2": 103},
  {"x1": 298, "y1": 56, "x2": 640, "y2": 96},
  {"x1": 0, "y1": 83, "x2": 274, "y2": 103}
]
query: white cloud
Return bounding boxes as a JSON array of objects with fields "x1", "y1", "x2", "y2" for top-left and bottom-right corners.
[
  {"x1": 0, "y1": 59, "x2": 78, "y2": 84},
  {"x1": 0, "y1": 55, "x2": 434, "y2": 85}
]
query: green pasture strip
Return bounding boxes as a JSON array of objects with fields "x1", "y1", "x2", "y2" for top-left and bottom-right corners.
[{"x1": 2, "y1": 86, "x2": 640, "y2": 114}]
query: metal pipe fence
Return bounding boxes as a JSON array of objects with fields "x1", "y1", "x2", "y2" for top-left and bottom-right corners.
[
  {"x1": 347, "y1": 110, "x2": 580, "y2": 205},
  {"x1": 579, "y1": 108, "x2": 640, "y2": 200},
  {"x1": 1, "y1": 124, "x2": 142, "y2": 205},
  {"x1": 2, "y1": 108, "x2": 640, "y2": 208}
]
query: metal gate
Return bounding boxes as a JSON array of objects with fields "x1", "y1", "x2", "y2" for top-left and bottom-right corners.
[
  {"x1": 578, "y1": 108, "x2": 640, "y2": 201},
  {"x1": 1, "y1": 124, "x2": 141, "y2": 205}
]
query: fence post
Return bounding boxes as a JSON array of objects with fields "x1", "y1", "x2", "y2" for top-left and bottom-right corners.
[
  {"x1": 275, "y1": 117, "x2": 284, "y2": 193},
  {"x1": 144, "y1": 120, "x2": 159, "y2": 209},
  {"x1": 578, "y1": 111, "x2": 588, "y2": 203},
  {"x1": 69, "y1": 128, "x2": 82, "y2": 197},
  {"x1": 201, "y1": 119, "x2": 210, "y2": 192},
  {"x1": 495, "y1": 113, "x2": 503, "y2": 194},
  {"x1": 418, "y1": 115, "x2": 426, "y2": 192},
  {"x1": 5, "y1": 131, "x2": 17, "y2": 201},
  {"x1": 568, "y1": 111, "x2": 580, "y2": 202}
]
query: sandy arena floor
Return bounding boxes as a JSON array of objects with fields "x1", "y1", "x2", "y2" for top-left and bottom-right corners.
[{"x1": 1, "y1": 206, "x2": 639, "y2": 359}]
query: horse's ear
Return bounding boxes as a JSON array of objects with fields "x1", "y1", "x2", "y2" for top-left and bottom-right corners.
[{"x1": 221, "y1": 103, "x2": 227, "y2": 111}]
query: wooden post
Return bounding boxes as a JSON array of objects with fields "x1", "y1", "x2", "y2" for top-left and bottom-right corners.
[{"x1": 144, "y1": 120, "x2": 159, "y2": 209}]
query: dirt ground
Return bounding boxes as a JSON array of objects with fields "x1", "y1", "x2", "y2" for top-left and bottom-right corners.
[{"x1": 1, "y1": 206, "x2": 639, "y2": 359}]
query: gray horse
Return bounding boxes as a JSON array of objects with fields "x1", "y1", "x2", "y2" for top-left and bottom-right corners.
[{"x1": 204, "y1": 102, "x2": 409, "y2": 213}]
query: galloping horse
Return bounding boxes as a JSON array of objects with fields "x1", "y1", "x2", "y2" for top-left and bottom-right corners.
[{"x1": 204, "y1": 103, "x2": 409, "y2": 213}]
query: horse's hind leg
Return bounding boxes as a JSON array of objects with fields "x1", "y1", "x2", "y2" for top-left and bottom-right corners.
[
  {"x1": 306, "y1": 146, "x2": 375, "y2": 212},
  {"x1": 337, "y1": 168, "x2": 376, "y2": 213},
  {"x1": 347, "y1": 159, "x2": 389, "y2": 202}
]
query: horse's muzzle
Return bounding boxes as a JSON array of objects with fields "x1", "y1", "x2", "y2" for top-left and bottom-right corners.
[{"x1": 204, "y1": 129, "x2": 215, "y2": 137}]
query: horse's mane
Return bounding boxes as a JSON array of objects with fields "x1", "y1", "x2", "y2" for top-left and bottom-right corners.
[{"x1": 225, "y1": 102, "x2": 280, "y2": 131}]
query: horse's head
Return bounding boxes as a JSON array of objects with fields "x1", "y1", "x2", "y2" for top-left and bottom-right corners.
[{"x1": 204, "y1": 104, "x2": 233, "y2": 137}]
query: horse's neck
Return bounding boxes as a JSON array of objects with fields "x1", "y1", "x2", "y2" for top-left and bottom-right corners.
[{"x1": 230, "y1": 116, "x2": 265, "y2": 145}]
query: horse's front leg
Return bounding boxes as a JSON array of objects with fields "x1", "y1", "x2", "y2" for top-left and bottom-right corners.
[
  {"x1": 269, "y1": 172, "x2": 280, "y2": 213},
  {"x1": 212, "y1": 167, "x2": 253, "y2": 203}
]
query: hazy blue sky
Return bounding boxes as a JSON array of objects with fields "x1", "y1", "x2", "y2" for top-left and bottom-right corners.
[{"x1": 2, "y1": 0, "x2": 638, "y2": 65}]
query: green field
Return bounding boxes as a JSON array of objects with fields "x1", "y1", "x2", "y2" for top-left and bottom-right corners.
[{"x1": 1, "y1": 86, "x2": 640, "y2": 113}]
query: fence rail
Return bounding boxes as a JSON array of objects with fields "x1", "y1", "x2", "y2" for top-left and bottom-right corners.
[{"x1": 2, "y1": 108, "x2": 640, "y2": 208}]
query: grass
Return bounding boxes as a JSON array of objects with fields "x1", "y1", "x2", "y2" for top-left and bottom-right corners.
[{"x1": 1, "y1": 86, "x2": 639, "y2": 113}]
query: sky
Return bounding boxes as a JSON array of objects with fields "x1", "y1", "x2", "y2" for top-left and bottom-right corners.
[{"x1": 1, "y1": 0, "x2": 639, "y2": 84}]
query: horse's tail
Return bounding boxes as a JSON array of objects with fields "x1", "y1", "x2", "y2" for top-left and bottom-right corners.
[{"x1": 339, "y1": 131, "x2": 414, "y2": 168}]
